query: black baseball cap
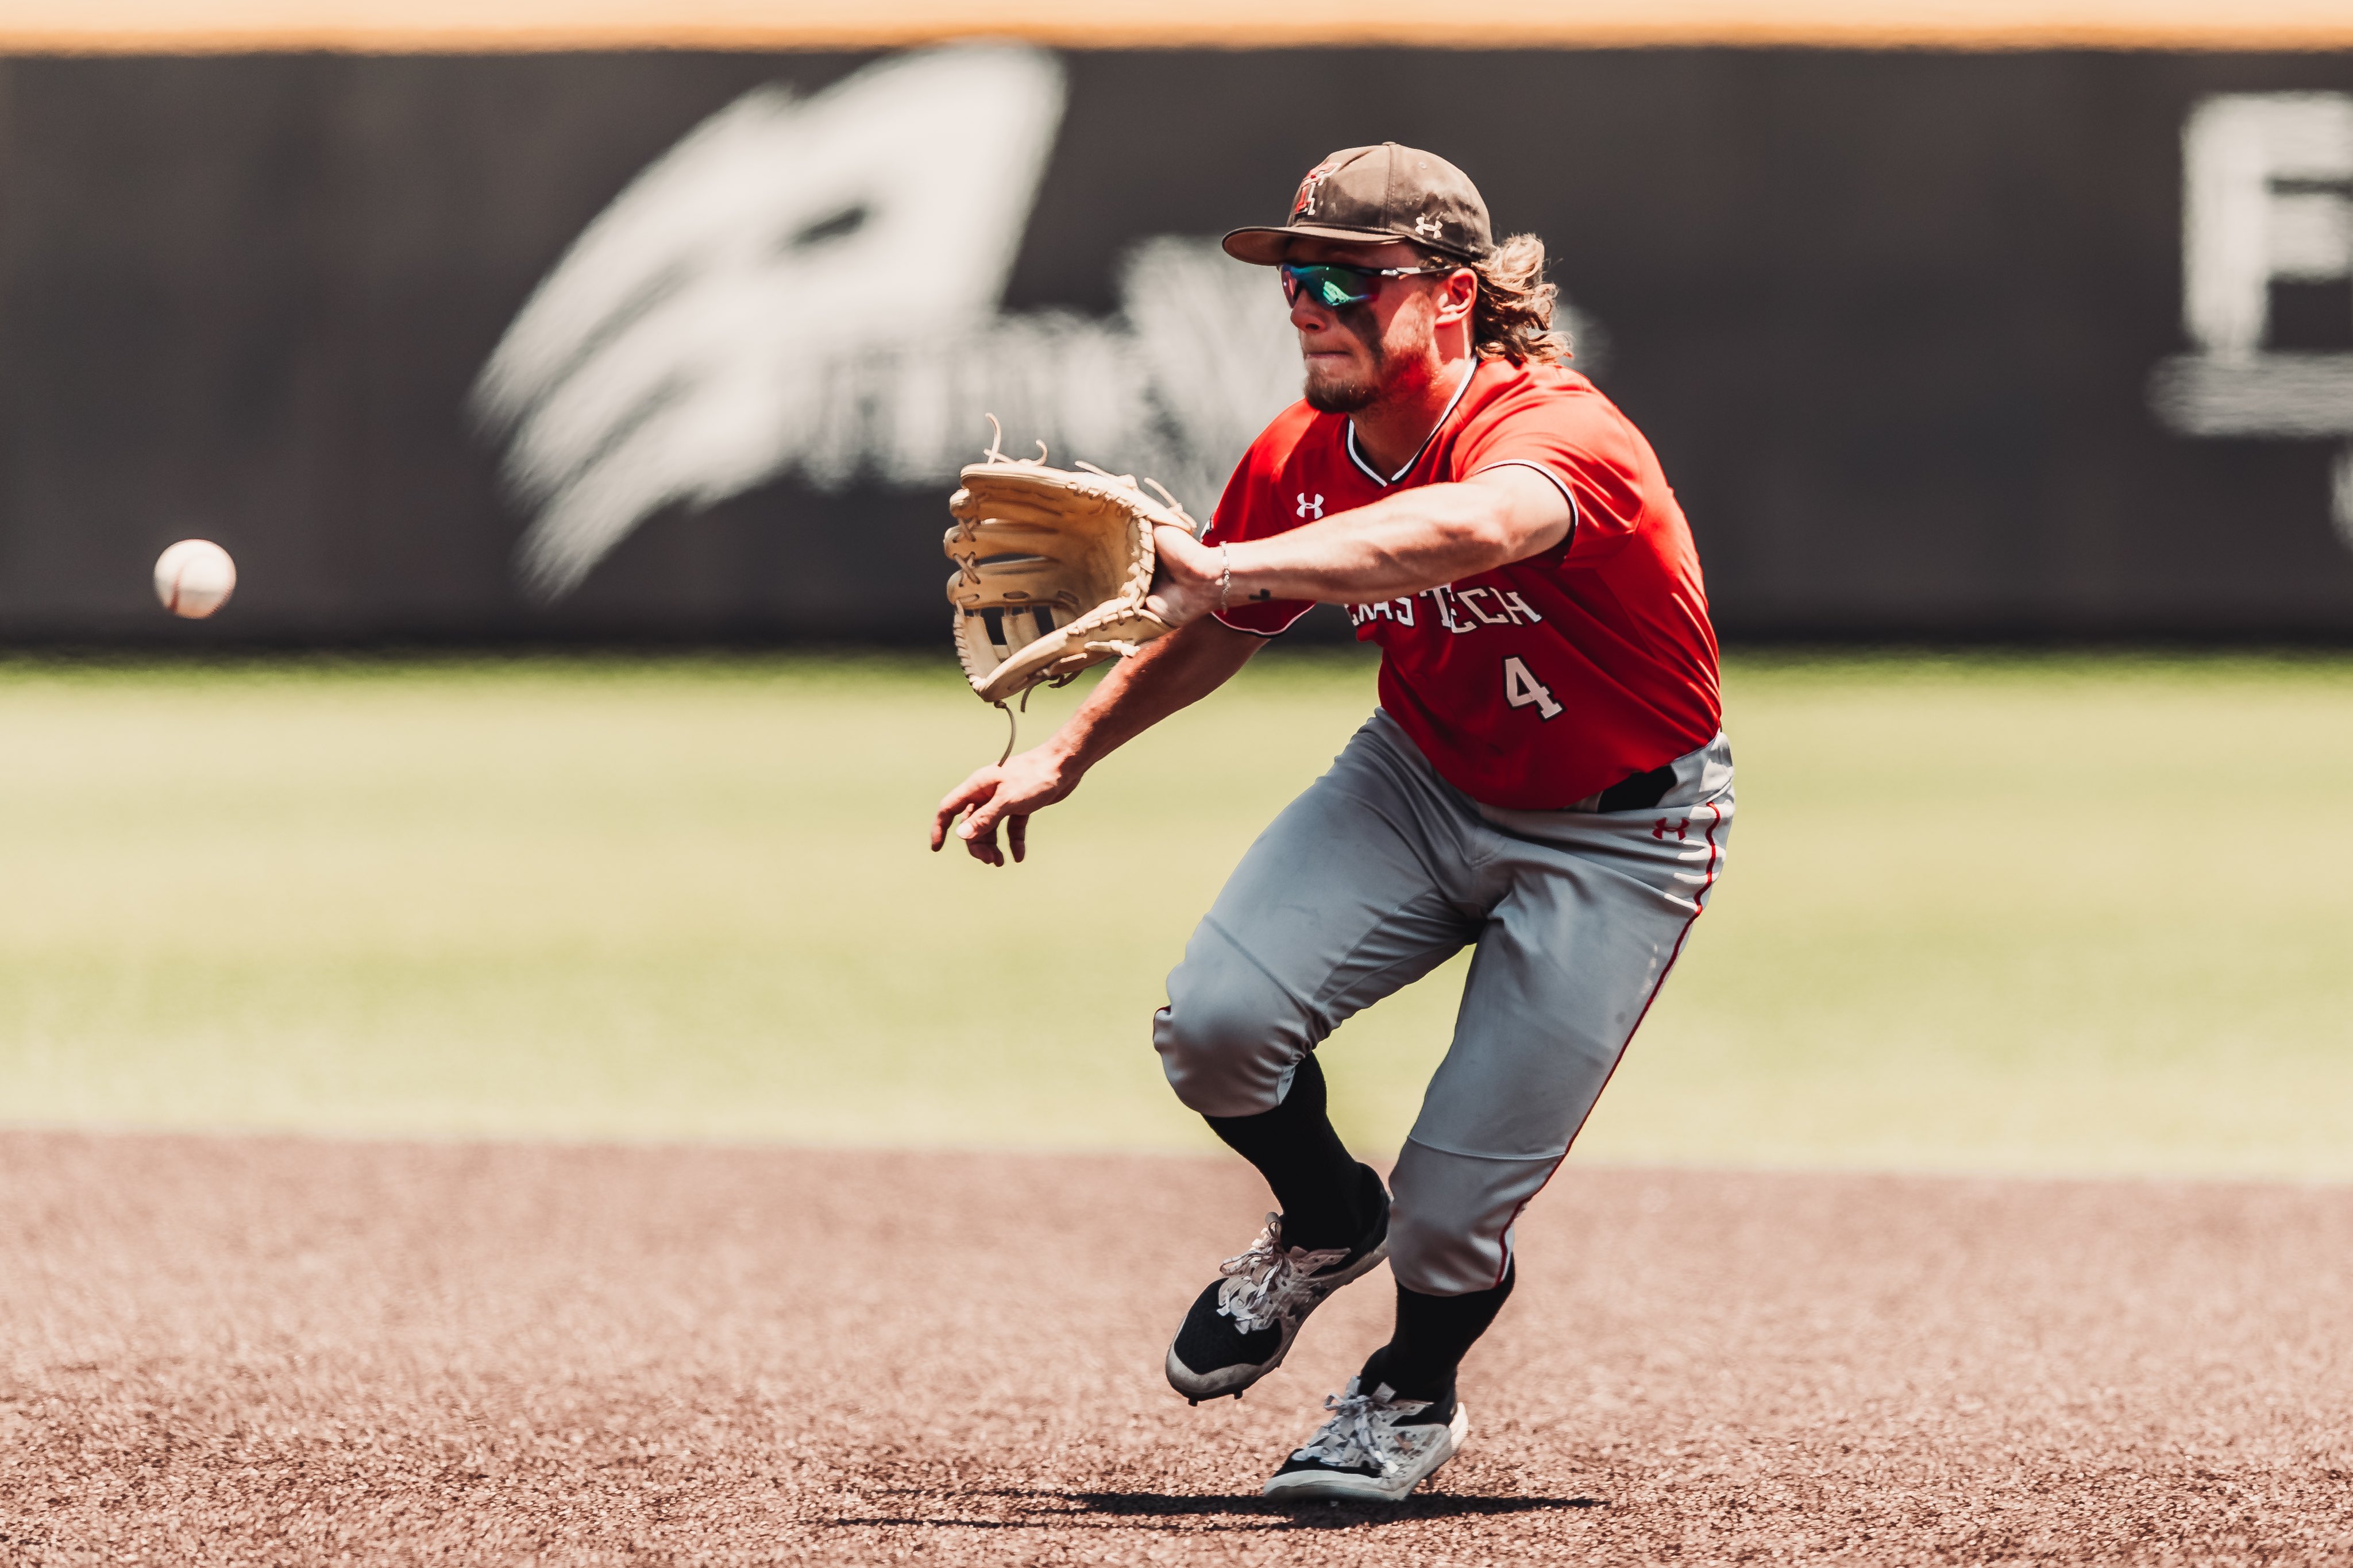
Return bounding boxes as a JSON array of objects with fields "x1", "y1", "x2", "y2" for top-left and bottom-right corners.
[{"x1": 1222, "y1": 143, "x2": 1493, "y2": 265}]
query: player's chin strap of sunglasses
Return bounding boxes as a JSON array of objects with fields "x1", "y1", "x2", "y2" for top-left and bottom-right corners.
[{"x1": 1279, "y1": 258, "x2": 1459, "y2": 308}]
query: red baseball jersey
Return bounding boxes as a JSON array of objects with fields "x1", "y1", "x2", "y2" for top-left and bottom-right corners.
[{"x1": 1204, "y1": 358, "x2": 1721, "y2": 810}]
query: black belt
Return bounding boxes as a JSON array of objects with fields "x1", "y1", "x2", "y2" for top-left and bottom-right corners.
[{"x1": 1586, "y1": 763, "x2": 1676, "y2": 813}]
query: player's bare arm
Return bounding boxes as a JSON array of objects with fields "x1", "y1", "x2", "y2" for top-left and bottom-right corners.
[
  {"x1": 1144, "y1": 467, "x2": 1571, "y2": 628},
  {"x1": 929, "y1": 617, "x2": 1262, "y2": 866}
]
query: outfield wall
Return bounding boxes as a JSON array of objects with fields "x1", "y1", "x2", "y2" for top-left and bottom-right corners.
[{"x1": 4, "y1": 45, "x2": 2353, "y2": 643}]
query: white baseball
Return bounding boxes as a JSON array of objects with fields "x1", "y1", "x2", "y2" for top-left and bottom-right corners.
[{"x1": 153, "y1": 539, "x2": 237, "y2": 619}]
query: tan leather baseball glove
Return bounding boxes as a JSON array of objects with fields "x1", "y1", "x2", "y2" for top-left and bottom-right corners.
[{"x1": 944, "y1": 449, "x2": 1201, "y2": 706}]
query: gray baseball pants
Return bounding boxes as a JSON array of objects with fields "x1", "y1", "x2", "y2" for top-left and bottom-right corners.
[{"x1": 1154, "y1": 708, "x2": 1734, "y2": 1296}]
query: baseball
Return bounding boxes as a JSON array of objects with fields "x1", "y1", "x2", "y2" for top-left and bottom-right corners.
[{"x1": 153, "y1": 539, "x2": 237, "y2": 619}]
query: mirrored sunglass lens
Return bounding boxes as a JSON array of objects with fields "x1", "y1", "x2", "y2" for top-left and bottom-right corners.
[
  {"x1": 1282, "y1": 264, "x2": 1373, "y2": 307},
  {"x1": 1316, "y1": 272, "x2": 1370, "y2": 307}
]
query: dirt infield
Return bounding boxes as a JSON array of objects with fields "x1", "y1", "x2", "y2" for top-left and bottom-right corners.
[{"x1": 1, "y1": 1134, "x2": 2348, "y2": 1565}]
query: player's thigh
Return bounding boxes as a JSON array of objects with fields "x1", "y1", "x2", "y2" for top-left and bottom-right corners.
[
  {"x1": 1384, "y1": 856, "x2": 1703, "y2": 1292},
  {"x1": 1410, "y1": 839, "x2": 1719, "y2": 1163}
]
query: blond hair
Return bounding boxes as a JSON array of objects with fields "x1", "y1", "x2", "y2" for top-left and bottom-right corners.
[{"x1": 1453, "y1": 232, "x2": 1571, "y2": 366}]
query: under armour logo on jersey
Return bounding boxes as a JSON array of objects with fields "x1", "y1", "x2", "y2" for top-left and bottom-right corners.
[
  {"x1": 1413, "y1": 214, "x2": 1443, "y2": 238},
  {"x1": 1652, "y1": 816, "x2": 1689, "y2": 841},
  {"x1": 1297, "y1": 493, "x2": 1325, "y2": 519}
]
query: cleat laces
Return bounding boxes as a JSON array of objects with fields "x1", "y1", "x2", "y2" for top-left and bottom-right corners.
[
  {"x1": 1291, "y1": 1385, "x2": 1422, "y2": 1474},
  {"x1": 1214, "y1": 1214, "x2": 1349, "y2": 1334}
]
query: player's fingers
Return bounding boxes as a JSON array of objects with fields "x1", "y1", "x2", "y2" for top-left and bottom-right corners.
[
  {"x1": 956, "y1": 793, "x2": 997, "y2": 841},
  {"x1": 1008, "y1": 813, "x2": 1029, "y2": 863},
  {"x1": 931, "y1": 772, "x2": 997, "y2": 851},
  {"x1": 957, "y1": 783, "x2": 1016, "y2": 853},
  {"x1": 962, "y1": 810, "x2": 1004, "y2": 866}
]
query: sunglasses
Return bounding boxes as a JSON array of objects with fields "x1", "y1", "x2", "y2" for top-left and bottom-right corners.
[{"x1": 1279, "y1": 260, "x2": 1455, "y2": 309}]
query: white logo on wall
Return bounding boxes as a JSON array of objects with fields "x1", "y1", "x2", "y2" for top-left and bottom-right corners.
[
  {"x1": 473, "y1": 43, "x2": 1605, "y2": 600},
  {"x1": 2147, "y1": 92, "x2": 2353, "y2": 550},
  {"x1": 469, "y1": 44, "x2": 1301, "y2": 600}
]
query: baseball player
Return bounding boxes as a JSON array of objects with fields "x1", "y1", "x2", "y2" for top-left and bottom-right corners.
[{"x1": 931, "y1": 143, "x2": 1730, "y2": 1503}]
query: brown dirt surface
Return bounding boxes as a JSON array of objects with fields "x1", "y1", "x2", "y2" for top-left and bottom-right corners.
[{"x1": 1, "y1": 1133, "x2": 2348, "y2": 1565}]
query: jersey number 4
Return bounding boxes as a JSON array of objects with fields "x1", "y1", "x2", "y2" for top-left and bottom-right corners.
[{"x1": 1501, "y1": 656, "x2": 1564, "y2": 720}]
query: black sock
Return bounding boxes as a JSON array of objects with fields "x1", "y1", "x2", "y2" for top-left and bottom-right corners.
[
  {"x1": 1360, "y1": 1260, "x2": 1518, "y2": 1405},
  {"x1": 1201, "y1": 1052, "x2": 1378, "y2": 1252}
]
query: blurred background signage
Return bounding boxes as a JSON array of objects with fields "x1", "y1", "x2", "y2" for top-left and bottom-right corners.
[
  {"x1": 470, "y1": 46, "x2": 1300, "y2": 603},
  {"x1": 1, "y1": 6, "x2": 2351, "y2": 642},
  {"x1": 2148, "y1": 93, "x2": 2353, "y2": 545}
]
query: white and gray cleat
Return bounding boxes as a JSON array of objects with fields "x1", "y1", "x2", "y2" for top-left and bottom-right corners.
[
  {"x1": 1164, "y1": 1197, "x2": 1388, "y2": 1403},
  {"x1": 1260, "y1": 1377, "x2": 1469, "y2": 1503}
]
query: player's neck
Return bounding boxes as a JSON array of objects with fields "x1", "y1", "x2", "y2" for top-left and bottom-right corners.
[{"x1": 1348, "y1": 352, "x2": 1476, "y2": 477}]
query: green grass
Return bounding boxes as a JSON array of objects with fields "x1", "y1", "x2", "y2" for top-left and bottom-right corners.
[{"x1": 1, "y1": 650, "x2": 2347, "y2": 1179}]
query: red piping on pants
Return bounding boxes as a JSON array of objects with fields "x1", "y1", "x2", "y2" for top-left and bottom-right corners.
[{"x1": 1483, "y1": 799, "x2": 1726, "y2": 1288}]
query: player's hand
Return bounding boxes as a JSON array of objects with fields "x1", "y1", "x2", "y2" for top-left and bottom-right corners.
[
  {"x1": 929, "y1": 746, "x2": 1078, "y2": 867},
  {"x1": 1145, "y1": 523, "x2": 1222, "y2": 629}
]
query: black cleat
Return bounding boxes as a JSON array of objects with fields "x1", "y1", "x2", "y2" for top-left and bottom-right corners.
[
  {"x1": 1262, "y1": 1377, "x2": 1468, "y2": 1503},
  {"x1": 1164, "y1": 1183, "x2": 1389, "y2": 1402}
]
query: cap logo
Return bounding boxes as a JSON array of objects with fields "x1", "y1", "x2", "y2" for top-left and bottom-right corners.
[
  {"x1": 1291, "y1": 156, "x2": 1344, "y2": 219},
  {"x1": 1413, "y1": 213, "x2": 1444, "y2": 238}
]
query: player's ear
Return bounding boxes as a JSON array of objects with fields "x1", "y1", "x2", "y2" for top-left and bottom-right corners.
[{"x1": 1433, "y1": 265, "x2": 1478, "y2": 326}]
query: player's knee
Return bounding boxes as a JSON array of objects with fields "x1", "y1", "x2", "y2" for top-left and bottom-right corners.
[
  {"x1": 1154, "y1": 956, "x2": 1313, "y2": 1118},
  {"x1": 1387, "y1": 1140, "x2": 1555, "y2": 1296},
  {"x1": 1386, "y1": 1203, "x2": 1511, "y2": 1296}
]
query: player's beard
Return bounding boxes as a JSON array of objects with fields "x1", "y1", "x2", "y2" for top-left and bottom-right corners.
[{"x1": 1301, "y1": 311, "x2": 1386, "y2": 413}]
